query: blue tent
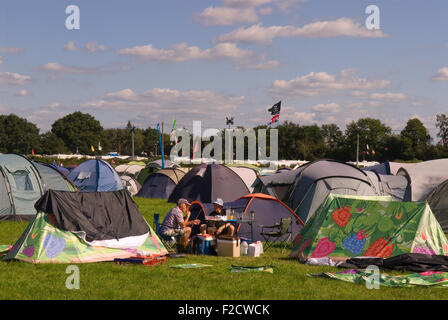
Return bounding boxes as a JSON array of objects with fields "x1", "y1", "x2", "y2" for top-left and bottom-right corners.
[{"x1": 67, "y1": 160, "x2": 123, "y2": 192}]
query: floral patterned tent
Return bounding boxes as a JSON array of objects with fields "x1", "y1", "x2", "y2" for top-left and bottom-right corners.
[{"x1": 290, "y1": 194, "x2": 448, "y2": 263}]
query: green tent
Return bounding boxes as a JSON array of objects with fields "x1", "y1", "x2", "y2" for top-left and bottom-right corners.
[
  {"x1": 290, "y1": 194, "x2": 448, "y2": 262},
  {"x1": 4, "y1": 212, "x2": 167, "y2": 264},
  {"x1": 0, "y1": 154, "x2": 44, "y2": 221}
]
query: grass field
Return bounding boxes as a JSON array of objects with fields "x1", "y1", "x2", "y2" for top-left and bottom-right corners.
[{"x1": 0, "y1": 197, "x2": 447, "y2": 300}]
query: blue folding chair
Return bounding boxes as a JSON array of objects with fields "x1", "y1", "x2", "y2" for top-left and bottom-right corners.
[{"x1": 153, "y1": 213, "x2": 176, "y2": 253}]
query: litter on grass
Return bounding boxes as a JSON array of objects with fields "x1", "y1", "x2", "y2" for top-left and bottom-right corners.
[
  {"x1": 310, "y1": 269, "x2": 448, "y2": 287},
  {"x1": 231, "y1": 265, "x2": 274, "y2": 273},
  {"x1": 170, "y1": 263, "x2": 213, "y2": 269}
]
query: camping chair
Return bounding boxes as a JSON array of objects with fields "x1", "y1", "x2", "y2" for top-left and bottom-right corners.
[
  {"x1": 153, "y1": 213, "x2": 176, "y2": 253},
  {"x1": 259, "y1": 217, "x2": 292, "y2": 252}
]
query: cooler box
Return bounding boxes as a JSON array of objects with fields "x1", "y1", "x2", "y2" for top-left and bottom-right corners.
[
  {"x1": 217, "y1": 237, "x2": 240, "y2": 257},
  {"x1": 196, "y1": 235, "x2": 214, "y2": 255}
]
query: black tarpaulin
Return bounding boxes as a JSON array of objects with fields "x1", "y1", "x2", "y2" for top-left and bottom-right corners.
[
  {"x1": 35, "y1": 189, "x2": 150, "y2": 242},
  {"x1": 340, "y1": 253, "x2": 448, "y2": 272}
]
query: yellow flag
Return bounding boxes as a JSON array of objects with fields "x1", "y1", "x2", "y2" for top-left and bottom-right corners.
[{"x1": 91, "y1": 145, "x2": 95, "y2": 152}]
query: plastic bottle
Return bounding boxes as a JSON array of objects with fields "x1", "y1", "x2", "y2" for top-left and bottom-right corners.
[{"x1": 240, "y1": 241, "x2": 248, "y2": 256}]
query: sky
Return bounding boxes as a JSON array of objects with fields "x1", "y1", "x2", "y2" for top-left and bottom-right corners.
[{"x1": 0, "y1": 0, "x2": 447, "y2": 140}]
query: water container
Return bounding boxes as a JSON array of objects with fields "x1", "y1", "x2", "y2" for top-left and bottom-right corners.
[{"x1": 240, "y1": 241, "x2": 249, "y2": 256}]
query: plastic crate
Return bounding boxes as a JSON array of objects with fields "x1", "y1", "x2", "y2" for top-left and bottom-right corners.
[{"x1": 114, "y1": 254, "x2": 167, "y2": 266}]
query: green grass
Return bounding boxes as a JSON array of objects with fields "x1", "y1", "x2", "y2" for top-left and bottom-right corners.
[{"x1": 1, "y1": 198, "x2": 448, "y2": 300}]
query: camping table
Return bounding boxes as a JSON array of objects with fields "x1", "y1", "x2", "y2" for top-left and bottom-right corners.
[
  {"x1": 234, "y1": 218, "x2": 255, "y2": 243},
  {"x1": 204, "y1": 217, "x2": 255, "y2": 242}
]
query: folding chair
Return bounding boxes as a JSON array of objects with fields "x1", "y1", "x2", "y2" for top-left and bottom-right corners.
[
  {"x1": 259, "y1": 217, "x2": 292, "y2": 252},
  {"x1": 153, "y1": 213, "x2": 176, "y2": 253}
]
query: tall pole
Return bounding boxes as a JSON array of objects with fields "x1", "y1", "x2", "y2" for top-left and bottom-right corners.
[
  {"x1": 356, "y1": 132, "x2": 359, "y2": 167},
  {"x1": 161, "y1": 122, "x2": 164, "y2": 168},
  {"x1": 132, "y1": 129, "x2": 135, "y2": 160}
]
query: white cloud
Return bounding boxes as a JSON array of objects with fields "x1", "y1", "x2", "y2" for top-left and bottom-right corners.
[
  {"x1": 215, "y1": 18, "x2": 387, "y2": 45},
  {"x1": 311, "y1": 102, "x2": 341, "y2": 113},
  {"x1": 0, "y1": 72, "x2": 33, "y2": 85},
  {"x1": 85, "y1": 42, "x2": 108, "y2": 53},
  {"x1": 64, "y1": 41, "x2": 78, "y2": 52},
  {"x1": 290, "y1": 111, "x2": 316, "y2": 124},
  {"x1": 246, "y1": 59, "x2": 280, "y2": 70},
  {"x1": 195, "y1": 7, "x2": 259, "y2": 26},
  {"x1": 117, "y1": 42, "x2": 252, "y2": 63},
  {"x1": 79, "y1": 88, "x2": 246, "y2": 127},
  {"x1": 39, "y1": 62, "x2": 131, "y2": 76},
  {"x1": 270, "y1": 69, "x2": 391, "y2": 97},
  {"x1": 40, "y1": 62, "x2": 99, "y2": 74},
  {"x1": 195, "y1": 0, "x2": 306, "y2": 26},
  {"x1": 432, "y1": 67, "x2": 448, "y2": 81},
  {"x1": 0, "y1": 47, "x2": 25, "y2": 54},
  {"x1": 15, "y1": 89, "x2": 31, "y2": 97},
  {"x1": 369, "y1": 92, "x2": 407, "y2": 102}
]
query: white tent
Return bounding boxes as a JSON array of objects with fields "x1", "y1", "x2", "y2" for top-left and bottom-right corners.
[{"x1": 397, "y1": 159, "x2": 448, "y2": 201}]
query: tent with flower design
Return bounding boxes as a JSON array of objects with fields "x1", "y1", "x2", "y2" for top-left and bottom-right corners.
[{"x1": 290, "y1": 194, "x2": 448, "y2": 264}]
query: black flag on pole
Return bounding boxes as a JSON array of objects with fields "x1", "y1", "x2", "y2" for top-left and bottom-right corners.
[{"x1": 268, "y1": 101, "x2": 281, "y2": 125}]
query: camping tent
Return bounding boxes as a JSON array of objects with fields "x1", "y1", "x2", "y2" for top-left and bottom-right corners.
[
  {"x1": 168, "y1": 163, "x2": 250, "y2": 203},
  {"x1": 136, "y1": 168, "x2": 185, "y2": 199},
  {"x1": 426, "y1": 179, "x2": 448, "y2": 233},
  {"x1": 120, "y1": 175, "x2": 141, "y2": 196},
  {"x1": 114, "y1": 164, "x2": 145, "y2": 177},
  {"x1": 33, "y1": 162, "x2": 76, "y2": 192},
  {"x1": 0, "y1": 154, "x2": 44, "y2": 221},
  {"x1": 189, "y1": 193, "x2": 304, "y2": 242},
  {"x1": 136, "y1": 160, "x2": 180, "y2": 185},
  {"x1": 67, "y1": 159, "x2": 124, "y2": 192},
  {"x1": 288, "y1": 159, "x2": 378, "y2": 224},
  {"x1": 4, "y1": 189, "x2": 167, "y2": 263},
  {"x1": 226, "y1": 166, "x2": 258, "y2": 193},
  {"x1": 363, "y1": 170, "x2": 411, "y2": 202},
  {"x1": 396, "y1": 159, "x2": 448, "y2": 201},
  {"x1": 364, "y1": 161, "x2": 418, "y2": 175},
  {"x1": 253, "y1": 168, "x2": 300, "y2": 202},
  {"x1": 290, "y1": 194, "x2": 448, "y2": 263}
]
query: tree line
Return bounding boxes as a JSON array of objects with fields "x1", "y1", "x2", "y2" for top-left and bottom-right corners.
[{"x1": 0, "y1": 111, "x2": 447, "y2": 162}]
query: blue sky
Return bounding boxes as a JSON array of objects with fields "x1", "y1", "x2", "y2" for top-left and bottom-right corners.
[{"x1": 0, "y1": 0, "x2": 447, "y2": 140}]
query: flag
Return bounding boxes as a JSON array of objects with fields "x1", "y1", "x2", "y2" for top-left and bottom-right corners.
[
  {"x1": 91, "y1": 145, "x2": 95, "y2": 152},
  {"x1": 267, "y1": 101, "x2": 281, "y2": 126},
  {"x1": 98, "y1": 142, "x2": 102, "y2": 151},
  {"x1": 192, "y1": 139, "x2": 199, "y2": 160},
  {"x1": 372, "y1": 149, "x2": 376, "y2": 155},
  {"x1": 31, "y1": 149, "x2": 35, "y2": 156},
  {"x1": 366, "y1": 144, "x2": 370, "y2": 150}
]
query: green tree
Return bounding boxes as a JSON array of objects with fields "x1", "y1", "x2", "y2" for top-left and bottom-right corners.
[
  {"x1": 344, "y1": 118, "x2": 392, "y2": 162},
  {"x1": 39, "y1": 132, "x2": 68, "y2": 155},
  {"x1": 0, "y1": 114, "x2": 41, "y2": 154},
  {"x1": 51, "y1": 112, "x2": 104, "y2": 155},
  {"x1": 436, "y1": 113, "x2": 448, "y2": 146},
  {"x1": 400, "y1": 118, "x2": 431, "y2": 160}
]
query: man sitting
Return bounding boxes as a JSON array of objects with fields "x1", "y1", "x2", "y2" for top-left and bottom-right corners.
[
  {"x1": 208, "y1": 198, "x2": 235, "y2": 236},
  {"x1": 160, "y1": 198, "x2": 200, "y2": 250}
]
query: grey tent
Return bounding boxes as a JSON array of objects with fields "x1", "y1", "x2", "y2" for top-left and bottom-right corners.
[
  {"x1": 364, "y1": 161, "x2": 418, "y2": 175},
  {"x1": 121, "y1": 175, "x2": 142, "y2": 196},
  {"x1": 426, "y1": 179, "x2": 448, "y2": 232},
  {"x1": 114, "y1": 164, "x2": 145, "y2": 177},
  {"x1": 32, "y1": 162, "x2": 75, "y2": 192},
  {"x1": 136, "y1": 159, "x2": 179, "y2": 185},
  {"x1": 364, "y1": 170, "x2": 411, "y2": 201},
  {"x1": 288, "y1": 159, "x2": 378, "y2": 224},
  {"x1": 397, "y1": 159, "x2": 448, "y2": 201},
  {"x1": 168, "y1": 163, "x2": 250, "y2": 203},
  {"x1": 0, "y1": 154, "x2": 44, "y2": 221},
  {"x1": 253, "y1": 168, "x2": 300, "y2": 202},
  {"x1": 226, "y1": 166, "x2": 258, "y2": 193},
  {"x1": 136, "y1": 168, "x2": 185, "y2": 199}
]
